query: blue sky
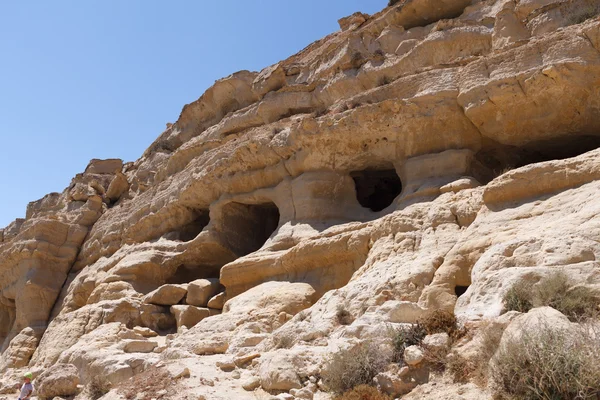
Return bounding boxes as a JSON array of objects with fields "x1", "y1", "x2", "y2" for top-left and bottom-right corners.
[{"x1": 0, "y1": 1, "x2": 387, "y2": 228}]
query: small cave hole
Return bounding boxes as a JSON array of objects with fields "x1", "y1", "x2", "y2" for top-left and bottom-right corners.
[
  {"x1": 351, "y1": 169, "x2": 403, "y2": 212},
  {"x1": 221, "y1": 202, "x2": 280, "y2": 256},
  {"x1": 455, "y1": 285, "x2": 469, "y2": 298}
]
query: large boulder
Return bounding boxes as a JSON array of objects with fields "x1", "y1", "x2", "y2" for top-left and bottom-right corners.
[{"x1": 35, "y1": 363, "x2": 80, "y2": 399}]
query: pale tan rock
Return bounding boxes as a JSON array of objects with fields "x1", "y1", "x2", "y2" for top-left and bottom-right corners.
[
  {"x1": 170, "y1": 305, "x2": 210, "y2": 330},
  {"x1": 207, "y1": 292, "x2": 226, "y2": 310},
  {"x1": 144, "y1": 284, "x2": 187, "y2": 306},
  {"x1": 403, "y1": 345, "x2": 425, "y2": 366},
  {"x1": 122, "y1": 340, "x2": 158, "y2": 353},
  {"x1": 186, "y1": 279, "x2": 220, "y2": 307},
  {"x1": 35, "y1": 363, "x2": 80, "y2": 399},
  {"x1": 3, "y1": 3, "x2": 600, "y2": 400}
]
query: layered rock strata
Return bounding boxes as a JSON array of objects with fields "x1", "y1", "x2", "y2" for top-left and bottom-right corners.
[{"x1": 1, "y1": 0, "x2": 600, "y2": 398}]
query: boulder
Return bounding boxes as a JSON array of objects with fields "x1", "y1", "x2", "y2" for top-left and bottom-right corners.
[
  {"x1": 207, "y1": 292, "x2": 226, "y2": 310},
  {"x1": 122, "y1": 340, "x2": 158, "y2": 353},
  {"x1": 186, "y1": 279, "x2": 221, "y2": 307},
  {"x1": 35, "y1": 363, "x2": 80, "y2": 399},
  {"x1": 171, "y1": 305, "x2": 210, "y2": 330},
  {"x1": 404, "y1": 345, "x2": 425, "y2": 366},
  {"x1": 144, "y1": 284, "x2": 187, "y2": 306}
]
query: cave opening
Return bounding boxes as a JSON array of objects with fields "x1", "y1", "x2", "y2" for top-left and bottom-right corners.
[
  {"x1": 221, "y1": 202, "x2": 280, "y2": 257},
  {"x1": 351, "y1": 169, "x2": 403, "y2": 212},
  {"x1": 475, "y1": 135, "x2": 600, "y2": 183},
  {"x1": 454, "y1": 285, "x2": 469, "y2": 298}
]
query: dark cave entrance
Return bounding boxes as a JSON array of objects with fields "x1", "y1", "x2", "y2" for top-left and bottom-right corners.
[
  {"x1": 454, "y1": 285, "x2": 469, "y2": 298},
  {"x1": 351, "y1": 169, "x2": 403, "y2": 212},
  {"x1": 166, "y1": 263, "x2": 222, "y2": 285},
  {"x1": 178, "y1": 210, "x2": 210, "y2": 242},
  {"x1": 162, "y1": 209, "x2": 210, "y2": 242},
  {"x1": 475, "y1": 135, "x2": 600, "y2": 183},
  {"x1": 221, "y1": 201, "x2": 280, "y2": 256}
]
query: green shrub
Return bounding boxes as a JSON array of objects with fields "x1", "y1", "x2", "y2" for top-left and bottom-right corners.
[
  {"x1": 324, "y1": 341, "x2": 391, "y2": 394},
  {"x1": 335, "y1": 384, "x2": 392, "y2": 400},
  {"x1": 503, "y1": 272, "x2": 598, "y2": 321},
  {"x1": 491, "y1": 324, "x2": 600, "y2": 399}
]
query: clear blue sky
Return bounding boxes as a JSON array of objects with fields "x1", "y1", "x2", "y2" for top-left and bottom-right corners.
[{"x1": 0, "y1": 1, "x2": 386, "y2": 228}]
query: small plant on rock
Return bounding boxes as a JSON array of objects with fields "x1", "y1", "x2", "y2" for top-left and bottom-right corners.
[
  {"x1": 388, "y1": 0, "x2": 401, "y2": 6},
  {"x1": 336, "y1": 304, "x2": 354, "y2": 325},
  {"x1": 324, "y1": 341, "x2": 391, "y2": 394},
  {"x1": 419, "y1": 309, "x2": 459, "y2": 338},
  {"x1": 503, "y1": 279, "x2": 534, "y2": 313}
]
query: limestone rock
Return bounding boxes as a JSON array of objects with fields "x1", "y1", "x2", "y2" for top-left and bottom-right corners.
[
  {"x1": 207, "y1": 292, "x2": 226, "y2": 310},
  {"x1": 144, "y1": 284, "x2": 188, "y2": 306},
  {"x1": 35, "y1": 363, "x2": 80, "y2": 399},
  {"x1": 186, "y1": 279, "x2": 221, "y2": 307},
  {"x1": 404, "y1": 345, "x2": 425, "y2": 366},
  {"x1": 170, "y1": 305, "x2": 210, "y2": 330}
]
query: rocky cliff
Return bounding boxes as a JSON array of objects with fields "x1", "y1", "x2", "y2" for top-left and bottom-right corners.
[{"x1": 2, "y1": 0, "x2": 600, "y2": 399}]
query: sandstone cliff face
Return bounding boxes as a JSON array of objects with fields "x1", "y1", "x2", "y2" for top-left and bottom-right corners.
[{"x1": 2, "y1": 0, "x2": 600, "y2": 399}]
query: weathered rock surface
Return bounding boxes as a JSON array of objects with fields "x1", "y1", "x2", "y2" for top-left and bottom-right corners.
[
  {"x1": 1, "y1": 1, "x2": 600, "y2": 399},
  {"x1": 34, "y1": 363, "x2": 80, "y2": 399}
]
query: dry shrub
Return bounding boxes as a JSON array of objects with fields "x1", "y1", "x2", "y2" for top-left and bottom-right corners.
[
  {"x1": 324, "y1": 341, "x2": 391, "y2": 394},
  {"x1": 503, "y1": 272, "x2": 598, "y2": 321},
  {"x1": 388, "y1": 323, "x2": 426, "y2": 363},
  {"x1": 388, "y1": 0, "x2": 401, "y2": 6},
  {"x1": 117, "y1": 366, "x2": 175, "y2": 400},
  {"x1": 446, "y1": 322, "x2": 504, "y2": 386},
  {"x1": 335, "y1": 384, "x2": 393, "y2": 400},
  {"x1": 336, "y1": 304, "x2": 354, "y2": 326},
  {"x1": 420, "y1": 309, "x2": 460, "y2": 338},
  {"x1": 503, "y1": 280, "x2": 534, "y2": 313},
  {"x1": 491, "y1": 323, "x2": 600, "y2": 399},
  {"x1": 87, "y1": 375, "x2": 111, "y2": 400},
  {"x1": 274, "y1": 332, "x2": 295, "y2": 349}
]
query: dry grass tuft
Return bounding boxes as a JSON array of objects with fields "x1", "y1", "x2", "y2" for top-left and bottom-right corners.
[
  {"x1": 335, "y1": 384, "x2": 393, "y2": 400},
  {"x1": 336, "y1": 304, "x2": 354, "y2": 326},
  {"x1": 491, "y1": 323, "x2": 600, "y2": 399},
  {"x1": 324, "y1": 341, "x2": 391, "y2": 395},
  {"x1": 446, "y1": 322, "x2": 504, "y2": 386},
  {"x1": 503, "y1": 272, "x2": 599, "y2": 321}
]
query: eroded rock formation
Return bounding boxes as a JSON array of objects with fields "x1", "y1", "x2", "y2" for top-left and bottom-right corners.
[{"x1": 1, "y1": 0, "x2": 600, "y2": 398}]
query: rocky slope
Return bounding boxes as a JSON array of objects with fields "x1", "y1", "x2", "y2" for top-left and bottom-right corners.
[{"x1": 2, "y1": 0, "x2": 600, "y2": 399}]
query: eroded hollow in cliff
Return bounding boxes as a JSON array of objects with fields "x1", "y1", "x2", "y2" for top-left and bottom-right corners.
[
  {"x1": 164, "y1": 209, "x2": 210, "y2": 242},
  {"x1": 475, "y1": 135, "x2": 600, "y2": 182},
  {"x1": 351, "y1": 169, "x2": 403, "y2": 212},
  {"x1": 220, "y1": 201, "x2": 280, "y2": 256},
  {"x1": 455, "y1": 285, "x2": 469, "y2": 298},
  {"x1": 167, "y1": 263, "x2": 221, "y2": 284}
]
